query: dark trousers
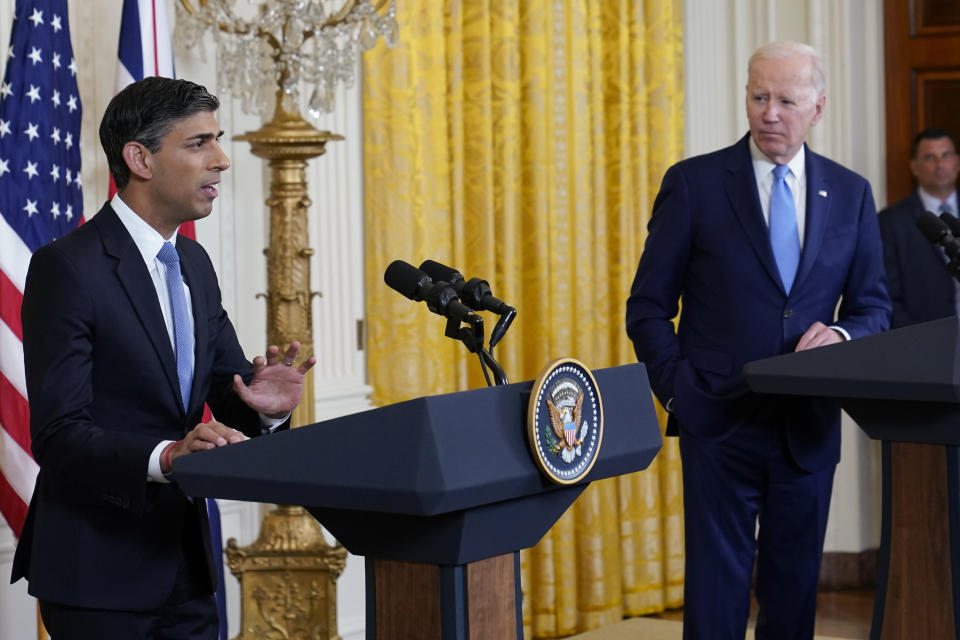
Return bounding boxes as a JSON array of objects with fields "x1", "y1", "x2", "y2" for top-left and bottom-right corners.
[
  {"x1": 40, "y1": 504, "x2": 218, "y2": 640},
  {"x1": 679, "y1": 421, "x2": 835, "y2": 640},
  {"x1": 40, "y1": 594, "x2": 217, "y2": 640}
]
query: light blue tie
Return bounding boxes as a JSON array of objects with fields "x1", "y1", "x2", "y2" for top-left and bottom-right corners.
[
  {"x1": 769, "y1": 165, "x2": 801, "y2": 293},
  {"x1": 157, "y1": 242, "x2": 194, "y2": 411}
]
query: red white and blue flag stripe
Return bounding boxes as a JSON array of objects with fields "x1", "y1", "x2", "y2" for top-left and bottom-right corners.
[
  {"x1": 110, "y1": 0, "x2": 173, "y2": 201},
  {"x1": 117, "y1": 0, "x2": 174, "y2": 89},
  {"x1": 0, "y1": 0, "x2": 83, "y2": 538}
]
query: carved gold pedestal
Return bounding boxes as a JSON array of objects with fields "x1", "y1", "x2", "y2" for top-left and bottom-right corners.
[
  {"x1": 235, "y1": 101, "x2": 343, "y2": 431},
  {"x1": 226, "y1": 98, "x2": 346, "y2": 640},
  {"x1": 226, "y1": 506, "x2": 347, "y2": 640}
]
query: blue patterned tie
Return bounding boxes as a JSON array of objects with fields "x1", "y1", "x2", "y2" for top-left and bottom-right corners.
[
  {"x1": 157, "y1": 242, "x2": 193, "y2": 411},
  {"x1": 769, "y1": 165, "x2": 801, "y2": 293}
]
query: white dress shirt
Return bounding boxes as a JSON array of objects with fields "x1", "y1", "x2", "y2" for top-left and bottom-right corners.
[
  {"x1": 111, "y1": 195, "x2": 285, "y2": 482},
  {"x1": 917, "y1": 187, "x2": 958, "y2": 217}
]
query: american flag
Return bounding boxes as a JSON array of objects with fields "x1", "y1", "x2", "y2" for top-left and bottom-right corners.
[{"x1": 0, "y1": 0, "x2": 83, "y2": 537}]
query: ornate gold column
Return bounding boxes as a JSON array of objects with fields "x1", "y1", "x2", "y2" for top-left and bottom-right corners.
[
  {"x1": 223, "y1": 94, "x2": 347, "y2": 640},
  {"x1": 235, "y1": 100, "x2": 343, "y2": 429}
]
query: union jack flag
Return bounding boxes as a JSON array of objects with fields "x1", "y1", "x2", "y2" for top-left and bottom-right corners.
[{"x1": 0, "y1": 0, "x2": 83, "y2": 537}]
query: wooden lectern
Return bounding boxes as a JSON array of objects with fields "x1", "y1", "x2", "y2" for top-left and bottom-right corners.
[
  {"x1": 174, "y1": 363, "x2": 662, "y2": 639},
  {"x1": 744, "y1": 316, "x2": 960, "y2": 640}
]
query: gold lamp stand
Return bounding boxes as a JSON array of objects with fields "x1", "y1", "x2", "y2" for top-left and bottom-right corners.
[{"x1": 224, "y1": 94, "x2": 347, "y2": 640}]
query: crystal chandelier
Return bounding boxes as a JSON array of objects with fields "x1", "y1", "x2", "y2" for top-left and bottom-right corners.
[{"x1": 176, "y1": 0, "x2": 398, "y2": 119}]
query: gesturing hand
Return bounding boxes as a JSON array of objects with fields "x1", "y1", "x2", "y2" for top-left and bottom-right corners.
[{"x1": 233, "y1": 341, "x2": 317, "y2": 418}]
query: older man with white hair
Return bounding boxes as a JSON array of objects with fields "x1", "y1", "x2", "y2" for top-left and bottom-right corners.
[{"x1": 626, "y1": 42, "x2": 890, "y2": 639}]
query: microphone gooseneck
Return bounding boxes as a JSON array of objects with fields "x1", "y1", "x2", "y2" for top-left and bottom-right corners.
[
  {"x1": 385, "y1": 258, "x2": 512, "y2": 385},
  {"x1": 419, "y1": 259, "x2": 517, "y2": 349}
]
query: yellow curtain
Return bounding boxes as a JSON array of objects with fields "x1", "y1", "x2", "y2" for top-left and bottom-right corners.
[{"x1": 363, "y1": 1, "x2": 684, "y2": 636}]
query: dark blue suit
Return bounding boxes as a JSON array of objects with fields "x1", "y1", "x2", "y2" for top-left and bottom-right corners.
[
  {"x1": 626, "y1": 135, "x2": 890, "y2": 638},
  {"x1": 878, "y1": 191, "x2": 957, "y2": 328},
  {"x1": 11, "y1": 203, "x2": 281, "y2": 619}
]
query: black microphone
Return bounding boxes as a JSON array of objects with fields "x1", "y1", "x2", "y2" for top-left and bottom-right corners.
[
  {"x1": 916, "y1": 211, "x2": 960, "y2": 262},
  {"x1": 940, "y1": 211, "x2": 960, "y2": 238},
  {"x1": 384, "y1": 259, "x2": 432, "y2": 300},
  {"x1": 419, "y1": 260, "x2": 510, "y2": 313},
  {"x1": 419, "y1": 260, "x2": 517, "y2": 347},
  {"x1": 384, "y1": 260, "x2": 479, "y2": 325}
]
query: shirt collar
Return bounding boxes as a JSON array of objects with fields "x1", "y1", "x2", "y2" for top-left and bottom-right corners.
[
  {"x1": 749, "y1": 136, "x2": 806, "y2": 182},
  {"x1": 111, "y1": 194, "x2": 179, "y2": 269},
  {"x1": 917, "y1": 187, "x2": 959, "y2": 215}
]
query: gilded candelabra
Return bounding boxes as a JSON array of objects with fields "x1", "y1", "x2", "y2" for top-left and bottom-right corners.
[{"x1": 176, "y1": 1, "x2": 397, "y2": 638}]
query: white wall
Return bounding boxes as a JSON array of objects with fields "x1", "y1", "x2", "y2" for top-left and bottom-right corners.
[{"x1": 683, "y1": 0, "x2": 886, "y2": 553}]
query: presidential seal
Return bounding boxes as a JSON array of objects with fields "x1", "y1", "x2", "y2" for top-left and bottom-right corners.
[{"x1": 527, "y1": 358, "x2": 603, "y2": 485}]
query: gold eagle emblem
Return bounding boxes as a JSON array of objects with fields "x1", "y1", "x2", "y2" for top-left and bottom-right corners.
[{"x1": 547, "y1": 392, "x2": 584, "y2": 455}]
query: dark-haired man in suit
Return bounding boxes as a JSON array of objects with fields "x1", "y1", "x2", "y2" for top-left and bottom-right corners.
[
  {"x1": 11, "y1": 76, "x2": 315, "y2": 639},
  {"x1": 626, "y1": 42, "x2": 890, "y2": 639},
  {"x1": 879, "y1": 128, "x2": 960, "y2": 328}
]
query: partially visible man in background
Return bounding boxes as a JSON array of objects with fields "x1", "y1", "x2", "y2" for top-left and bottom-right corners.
[{"x1": 879, "y1": 128, "x2": 960, "y2": 328}]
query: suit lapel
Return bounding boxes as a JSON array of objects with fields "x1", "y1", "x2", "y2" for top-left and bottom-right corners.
[
  {"x1": 94, "y1": 205, "x2": 184, "y2": 414},
  {"x1": 722, "y1": 137, "x2": 784, "y2": 291},
  {"x1": 794, "y1": 148, "x2": 830, "y2": 289}
]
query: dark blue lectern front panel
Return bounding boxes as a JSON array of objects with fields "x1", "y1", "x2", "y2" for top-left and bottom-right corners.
[{"x1": 173, "y1": 363, "x2": 661, "y2": 564}]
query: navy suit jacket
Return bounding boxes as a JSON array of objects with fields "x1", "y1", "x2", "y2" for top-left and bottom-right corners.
[
  {"x1": 878, "y1": 191, "x2": 957, "y2": 328},
  {"x1": 626, "y1": 135, "x2": 891, "y2": 472},
  {"x1": 11, "y1": 203, "x2": 282, "y2": 610}
]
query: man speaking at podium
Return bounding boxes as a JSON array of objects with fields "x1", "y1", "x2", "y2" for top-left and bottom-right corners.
[
  {"x1": 626, "y1": 42, "x2": 890, "y2": 639},
  {"x1": 11, "y1": 78, "x2": 316, "y2": 639}
]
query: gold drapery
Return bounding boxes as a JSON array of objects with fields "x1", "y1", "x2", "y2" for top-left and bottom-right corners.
[{"x1": 363, "y1": 1, "x2": 684, "y2": 636}]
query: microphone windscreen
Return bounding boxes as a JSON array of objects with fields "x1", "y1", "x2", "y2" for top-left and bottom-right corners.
[
  {"x1": 384, "y1": 260, "x2": 431, "y2": 300},
  {"x1": 916, "y1": 210, "x2": 948, "y2": 243},
  {"x1": 419, "y1": 259, "x2": 459, "y2": 284},
  {"x1": 940, "y1": 212, "x2": 960, "y2": 237}
]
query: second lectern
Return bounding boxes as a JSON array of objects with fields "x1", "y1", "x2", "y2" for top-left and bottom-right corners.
[
  {"x1": 744, "y1": 316, "x2": 960, "y2": 640},
  {"x1": 174, "y1": 363, "x2": 662, "y2": 639}
]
